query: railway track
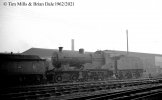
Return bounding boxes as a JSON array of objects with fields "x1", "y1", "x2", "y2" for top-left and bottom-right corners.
[
  {"x1": 53, "y1": 82, "x2": 162, "y2": 100},
  {"x1": 0, "y1": 78, "x2": 162, "y2": 100},
  {"x1": 78, "y1": 83, "x2": 162, "y2": 100}
]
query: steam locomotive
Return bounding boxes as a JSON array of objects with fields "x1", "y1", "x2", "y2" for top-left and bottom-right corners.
[
  {"x1": 46, "y1": 47, "x2": 144, "y2": 83},
  {"x1": 0, "y1": 47, "x2": 144, "y2": 87}
]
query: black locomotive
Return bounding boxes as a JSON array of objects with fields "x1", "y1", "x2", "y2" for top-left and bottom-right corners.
[{"x1": 47, "y1": 47, "x2": 143, "y2": 83}]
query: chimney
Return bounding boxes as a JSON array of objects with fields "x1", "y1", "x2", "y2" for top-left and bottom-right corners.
[
  {"x1": 71, "y1": 39, "x2": 74, "y2": 51},
  {"x1": 79, "y1": 48, "x2": 84, "y2": 54},
  {"x1": 58, "y1": 47, "x2": 63, "y2": 52}
]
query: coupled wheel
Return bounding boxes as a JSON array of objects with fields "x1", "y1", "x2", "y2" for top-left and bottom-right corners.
[
  {"x1": 134, "y1": 71, "x2": 140, "y2": 78},
  {"x1": 55, "y1": 75, "x2": 62, "y2": 83},
  {"x1": 71, "y1": 74, "x2": 78, "y2": 81}
]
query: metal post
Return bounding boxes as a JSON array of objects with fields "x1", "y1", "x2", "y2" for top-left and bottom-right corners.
[
  {"x1": 71, "y1": 39, "x2": 74, "y2": 51},
  {"x1": 126, "y1": 29, "x2": 129, "y2": 54}
]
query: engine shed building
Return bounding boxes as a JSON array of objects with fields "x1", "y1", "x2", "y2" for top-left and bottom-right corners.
[{"x1": 22, "y1": 48, "x2": 162, "y2": 78}]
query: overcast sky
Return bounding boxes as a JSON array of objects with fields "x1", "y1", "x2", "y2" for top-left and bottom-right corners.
[{"x1": 0, "y1": 0, "x2": 162, "y2": 54}]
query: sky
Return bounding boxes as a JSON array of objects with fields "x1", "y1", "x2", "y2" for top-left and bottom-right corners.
[{"x1": 0, "y1": 0, "x2": 162, "y2": 54}]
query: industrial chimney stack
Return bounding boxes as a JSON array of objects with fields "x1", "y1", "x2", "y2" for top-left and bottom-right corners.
[{"x1": 71, "y1": 39, "x2": 74, "y2": 51}]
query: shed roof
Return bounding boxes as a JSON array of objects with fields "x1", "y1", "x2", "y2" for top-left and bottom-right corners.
[
  {"x1": 22, "y1": 48, "x2": 162, "y2": 59},
  {"x1": 104, "y1": 50, "x2": 162, "y2": 57},
  {"x1": 22, "y1": 48, "x2": 92, "y2": 58}
]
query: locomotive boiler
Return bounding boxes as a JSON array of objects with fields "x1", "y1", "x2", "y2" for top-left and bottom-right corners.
[
  {"x1": 52, "y1": 47, "x2": 92, "y2": 69},
  {"x1": 46, "y1": 47, "x2": 144, "y2": 83}
]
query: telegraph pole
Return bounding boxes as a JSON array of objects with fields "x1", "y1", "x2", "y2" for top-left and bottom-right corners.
[{"x1": 126, "y1": 29, "x2": 129, "y2": 54}]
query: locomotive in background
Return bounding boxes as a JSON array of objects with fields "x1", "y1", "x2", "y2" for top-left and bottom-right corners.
[
  {"x1": 46, "y1": 47, "x2": 144, "y2": 83},
  {"x1": 0, "y1": 47, "x2": 144, "y2": 87}
]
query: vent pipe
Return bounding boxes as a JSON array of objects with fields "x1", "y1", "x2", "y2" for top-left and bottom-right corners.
[{"x1": 126, "y1": 29, "x2": 129, "y2": 54}]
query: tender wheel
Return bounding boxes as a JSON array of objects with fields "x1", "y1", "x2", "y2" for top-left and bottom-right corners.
[
  {"x1": 134, "y1": 71, "x2": 141, "y2": 78},
  {"x1": 118, "y1": 72, "x2": 124, "y2": 79},
  {"x1": 125, "y1": 72, "x2": 132, "y2": 79}
]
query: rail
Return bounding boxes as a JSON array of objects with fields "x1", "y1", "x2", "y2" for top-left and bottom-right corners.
[{"x1": 1, "y1": 78, "x2": 162, "y2": 100}]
